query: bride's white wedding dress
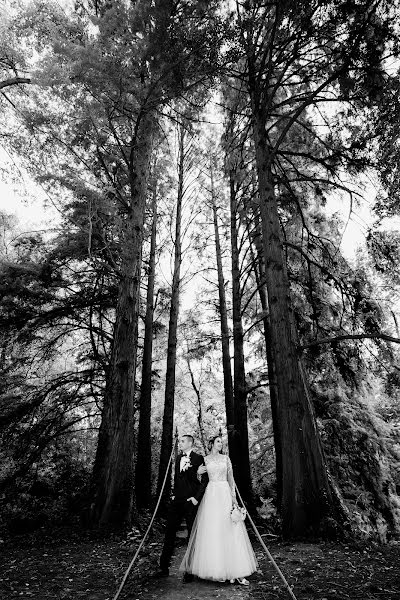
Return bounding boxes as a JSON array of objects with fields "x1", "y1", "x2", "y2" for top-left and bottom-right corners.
[{"x1": 179, "y1": 453, "x2": 258, "y2": 581}]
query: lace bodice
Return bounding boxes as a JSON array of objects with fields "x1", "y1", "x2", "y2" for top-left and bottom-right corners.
[{"x1": 204, "y1": 454, "x2": 237, "y2": 500}]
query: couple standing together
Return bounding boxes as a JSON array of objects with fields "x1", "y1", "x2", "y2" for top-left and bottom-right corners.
[{"x1": 156, "y1": 433, "x2": 258, "y2": 585}]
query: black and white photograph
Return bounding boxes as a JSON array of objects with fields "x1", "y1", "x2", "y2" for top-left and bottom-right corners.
[{"x1": 0, "y1": 1, "x2": 400, "y2": 599}]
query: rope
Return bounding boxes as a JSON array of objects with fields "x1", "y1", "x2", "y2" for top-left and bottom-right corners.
[
  {"x1": 111, "y1": 440, "x2": 177, "y2": 600},
  {"x1": 234, "y1": 483, "x2": 299, "y2": 600}
]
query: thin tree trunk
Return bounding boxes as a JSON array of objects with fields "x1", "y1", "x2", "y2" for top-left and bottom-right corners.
[
  {"x1": 136, "y1": 188, "x2": 157, "y2": 510},
  {"x1": 186, "y1": 356, "x2": 207, "y2": 453},
  {"x1": 210, "y1": 159, "x2": 234, "y2": 456},
  {"x1": 391, "y1": 310, "x2": 399, "y2": 337},
  {"x1": 91, "y1": 114, "x2": 155, "y2": 527},
  {"x1": 229, "y1": 172, "x2": 253, "y2": 505},
  {"x1": 157, "y1": 125, "x2": 185, "y2": 501},
  {"x1": 251, "y1": 101, "x2": 343, "y2": 536},
  {"x1": 249, "y1": 210, "x2": 282, "y2": 510}
]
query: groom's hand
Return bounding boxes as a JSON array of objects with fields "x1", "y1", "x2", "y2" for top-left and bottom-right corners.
[{"x1": 187, "y1": 497, "x2": 198, "y2": 506}]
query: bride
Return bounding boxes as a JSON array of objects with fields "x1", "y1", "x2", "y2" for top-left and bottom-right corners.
[{"x1": 179, "y1": 434, "x2": 258, "y2": 585}]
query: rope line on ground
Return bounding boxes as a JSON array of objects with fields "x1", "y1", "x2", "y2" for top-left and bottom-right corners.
[
  {"x1": 111, "y1": 440, "x2": 177, "y2": 600},
  {"x1": 235, "y1": 483, "x2": 299, "y2": 600}
]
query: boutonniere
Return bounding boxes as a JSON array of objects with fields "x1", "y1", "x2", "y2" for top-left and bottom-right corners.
[{"x1": 180, "y1": 455, "x2": 192, "y2": 472}]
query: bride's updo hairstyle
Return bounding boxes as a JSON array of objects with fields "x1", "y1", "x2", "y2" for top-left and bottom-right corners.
[{"x1": 207, "y1": 434, "x2": 223, "y2": 453}]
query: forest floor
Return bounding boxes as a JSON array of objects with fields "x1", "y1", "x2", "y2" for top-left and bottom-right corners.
[{"x1": 0, "y1": 525, "x2": 400, "y2": 600}]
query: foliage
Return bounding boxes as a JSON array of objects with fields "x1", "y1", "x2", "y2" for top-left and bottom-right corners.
[
  {"x1": 312, "y1": 377, "x2": 400, "y2": 542},
  {"x1": 0, "y1": 432, "x2": 93, "y2": 535}
]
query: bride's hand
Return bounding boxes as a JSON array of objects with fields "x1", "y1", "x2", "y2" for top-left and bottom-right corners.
[{"x1": 197, "y1": 464, "x2": 207, "y2": 475}]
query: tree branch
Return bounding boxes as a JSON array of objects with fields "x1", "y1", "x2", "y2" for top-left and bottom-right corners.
[
  {"x1": 299, "y1": 333, "x2": 400, "y2": 351},
  {"x1": 0, "y1": 77, "x2": 31, "y2": 91}
]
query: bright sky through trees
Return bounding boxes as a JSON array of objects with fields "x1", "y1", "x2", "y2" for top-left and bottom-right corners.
[{"x1": 0, "y1": 140, "x2": 376, "y2": 259}]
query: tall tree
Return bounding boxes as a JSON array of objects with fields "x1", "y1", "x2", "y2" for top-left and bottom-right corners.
[
  {"x1": 230, "y1": 0, "x2": 399, "y2": 536},
  {"x1": 136, "y1": 186, "x2": 158, "y2": 510},
  {"x1": 91, "y1": 114, "x2": 154, "y2": 526},
  {"x1": 157, "y1": 123, "x2": 185, "y2": 501},
  {"x1": 249, "y1": 211, "x2": 282, "y2": 509},
  {"x1": 229, "y1": 171, "x2": 253, "y2": 503},
  {"x1": 210, "y1": 157, "x2": 235, "y2": 455}
]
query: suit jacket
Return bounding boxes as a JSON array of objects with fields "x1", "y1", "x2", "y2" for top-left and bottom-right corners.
[{"x1": 173, "y1": 450, "x2": 208, "y2": 502}]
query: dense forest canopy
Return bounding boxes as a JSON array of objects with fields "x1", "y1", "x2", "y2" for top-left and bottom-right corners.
[{"x1": 0, "y1": 0, "x2": 400, "y2": 541}]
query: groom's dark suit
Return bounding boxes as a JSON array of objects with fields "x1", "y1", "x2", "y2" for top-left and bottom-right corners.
[{"x1": 160, "y1": 449, "x2": 208, "y2": 571}]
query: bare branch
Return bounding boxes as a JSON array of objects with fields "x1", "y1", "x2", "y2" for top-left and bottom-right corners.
[
  {"x1": 300, "y1": 333, "x2": 400, "y2": 351},
  {"x1": 0, "y1": 77, "x2": 31, "y2": 91}
]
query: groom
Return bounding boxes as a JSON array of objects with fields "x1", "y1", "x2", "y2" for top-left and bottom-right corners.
[{"x1": 156, "y1": 434, "x2": 207, "y2": 582}]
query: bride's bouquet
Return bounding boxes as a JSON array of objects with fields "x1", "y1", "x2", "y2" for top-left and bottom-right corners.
[{"x1": 230, "y1": 505, "x2": 247, "y2": 523}]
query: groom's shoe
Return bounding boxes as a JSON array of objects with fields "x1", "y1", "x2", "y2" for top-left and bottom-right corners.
[
  {"x1": 182, "y1": 572, "x2": 194, "y2": 583},
  {"x1": 153, "y1": 568, "x2": 169, "y2": 578}
]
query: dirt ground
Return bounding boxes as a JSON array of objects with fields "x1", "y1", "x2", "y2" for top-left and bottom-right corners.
[{"x1": 1, "y1": 527, "x2": 400, "y2": 600}]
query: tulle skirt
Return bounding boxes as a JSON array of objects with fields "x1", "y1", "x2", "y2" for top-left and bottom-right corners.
[{"x1": 179, "y1": 481, "x2": 258, "y2": 581}]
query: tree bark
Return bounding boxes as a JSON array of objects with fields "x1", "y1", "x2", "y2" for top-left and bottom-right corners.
[
  {"x1": 186, "y1": 355, "x2": 207, "y2": 453},
  {"x1": 251, "y1": 102, "x2": 342, "y2": 536},
  {"x1": 249, "y1": 211, "x2": 282, "y2": 510},
  {"x1": 91, "y1": 114, "x2": 155, "y2": 527},
  {"x1": 157, "y1": 124, "x2": 185, "y2": 501},
  {"x1": 210, "y1": 159, "x2": 235, "y2": 456},
  {"x1": 136, "y1": 188, "x2": 157, "y2": 510},
  {"x1": 229, "y1": 172, "x2": 253, "y2": 505}
]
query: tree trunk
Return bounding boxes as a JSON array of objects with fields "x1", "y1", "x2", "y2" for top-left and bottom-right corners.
[
  {"x1": 229, "y1": 173, "x2": 253, "y2": 505},
  {"x1": 186, "y1": 355, "x2": 207, "y2": 453},
  {"x1": 210, "y1": 159, "x2": 235, "y2": 456},
  {"x1": 249, "y1": 211, "x2": 282, "y2": 510},
  {"x1": 136, "y1": 189, "x2": 157, "y2": 510},
  {"x1": 157, "y1": 125, "x2": 185, "y2": 501},
  {"x1": 90, "y1": 115, "x2": 154, "y2": 528},
  {"x1": 251, "y1": 103, "x2": 342, "y2": 536}
]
